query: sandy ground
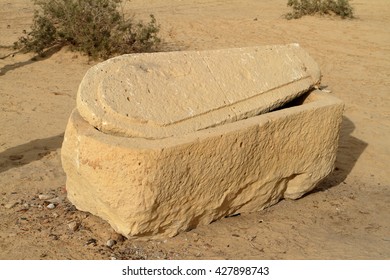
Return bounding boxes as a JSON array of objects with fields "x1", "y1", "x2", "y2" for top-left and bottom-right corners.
[{"x1": 0, "y1": 0, "x2": 389, "y2": 259}]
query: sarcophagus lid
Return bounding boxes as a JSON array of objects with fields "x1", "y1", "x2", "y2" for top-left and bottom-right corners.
[{"x1": 77, "y1": 44, "x2": 320, "y2": 139}]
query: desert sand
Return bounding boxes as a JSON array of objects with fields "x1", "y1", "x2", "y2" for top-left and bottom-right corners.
[{"x1": 0, "y1": 0, "x2": 389, "y2": 259}]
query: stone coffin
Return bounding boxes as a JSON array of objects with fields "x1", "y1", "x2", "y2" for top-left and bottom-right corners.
[{"x1": 61, "y1": 44, "x2": 344, "y2": 238}]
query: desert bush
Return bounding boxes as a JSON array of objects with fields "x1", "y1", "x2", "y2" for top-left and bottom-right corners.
[
  {"x1": 285, "y1": 0, "x2": 354, "y2": 19},
  {"x1": 14, "y1": 0, "x2": 161, "y2": 59}
]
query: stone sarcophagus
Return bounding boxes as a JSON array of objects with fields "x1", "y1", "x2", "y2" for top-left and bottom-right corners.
[{"x1": 61, "y1": 44, "x2": 344, "y2": 238}]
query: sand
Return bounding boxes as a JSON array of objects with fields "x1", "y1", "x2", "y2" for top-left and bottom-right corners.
[{"x1": 0, "y1": 0, "x2": 389, "y2": 259}]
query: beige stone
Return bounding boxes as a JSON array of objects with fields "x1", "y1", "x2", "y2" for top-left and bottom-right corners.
[
  {"x1": 62, "y1": 90, "x2": 344, "y2": 238},
  {"x1": 77, "y1": 44, "x2": 321, "y2": 139}
]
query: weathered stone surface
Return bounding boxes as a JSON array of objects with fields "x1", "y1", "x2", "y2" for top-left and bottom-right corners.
[
  {"x1": 62, "y1": 90, "x2": 344, "y2": 238},
  {"x1": 77, "y1": 44, "x2": 321, "y2": 139}
]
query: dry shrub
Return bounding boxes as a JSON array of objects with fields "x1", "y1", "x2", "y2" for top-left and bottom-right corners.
[
  {"x1": 285, "y1": 0, "x2": 354, "y2": 19},
  {"x1": 14, "y1": 0, "x2": 162, "y2": 59}
]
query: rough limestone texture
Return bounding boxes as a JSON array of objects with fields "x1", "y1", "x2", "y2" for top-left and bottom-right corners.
[
  {"x1": 62, "y1": 45, "x2": 344, "y2": 238},
  {"x1": 77, "y1": 44, "x2": 321, "y2": 139},
  {"x1": 62, "y1": 89, "x2": 344, "y2": 238}
]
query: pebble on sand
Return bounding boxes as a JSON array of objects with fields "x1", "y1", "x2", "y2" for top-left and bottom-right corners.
[
  {"x1": 38, "y1": 194, "x2": 53, "y2": 200},
  {"x1": 45, "y1": 197, "x2": 62, "y2": 205},
  {"x1": 67, "y1": 221, "x2": 80, "y2": 232},
  {"x1": 4, "y1": 201, "x2": 18, "y2": 209},
  {"x1": 106, "y1": 239, "x2": 117, "y2": 248},
  {"x1": 47, "y1": 203, "x2": 56, "y2": 209}
]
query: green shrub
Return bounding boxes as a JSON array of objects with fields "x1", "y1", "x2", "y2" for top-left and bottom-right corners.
[
  {"x1": 14, "y1": 0, "x2": 162, "y2": 59},
  {"x1": 285, "y1": 0, "x2": 354, "y2": 19}
]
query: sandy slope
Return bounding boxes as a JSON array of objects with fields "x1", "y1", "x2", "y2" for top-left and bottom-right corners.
[{"x1": 0, "y1": 0, "x2": 389, "y2": 259}]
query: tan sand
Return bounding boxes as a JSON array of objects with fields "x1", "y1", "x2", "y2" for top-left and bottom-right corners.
[{"x1": 0, "y1": 0, "x2": 389, "y2": 259}]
